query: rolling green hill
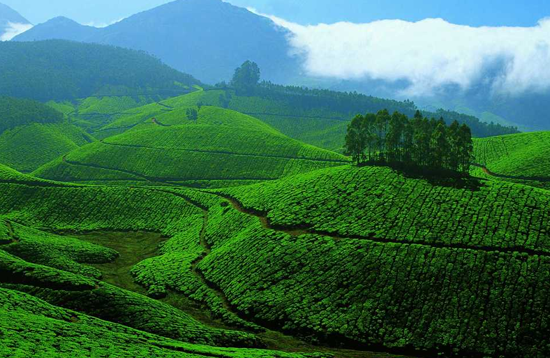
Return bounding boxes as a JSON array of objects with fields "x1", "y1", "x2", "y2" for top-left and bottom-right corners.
[
  {"x1": 199, "y1": 165, "x2": 550, "y2": 357},
  {"x1": 133, "y1": 85, "x2": 518, "y2": 152},
  {"x1": 0, "y1": 97, "x2": 95, "y2": 172},
  {"x1": 6, "y1": 147, "x2": 550, "y2": 356},
  {"x1": 34, "y1": 106, "x2": 348, "y2": 187},
  {"x1": 473, "y1": 131, "x2": 550, "y2": 189},
  {"x1": 0, "y1": 167, "x2": 355, "y2": 358},
  {"x1": 0, "y1": 123, "x2": 95, "y2": 172}
]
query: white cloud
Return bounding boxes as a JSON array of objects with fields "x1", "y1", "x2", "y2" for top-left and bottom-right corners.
[
  {"x1": 84, "y1": 18, "x2": 125, "y2": 28},
  {"x1": 249, "y1": 8, "x2": 550, "y2": 97},
  {"x1": 1, "y1": 22, "x2": 33, "y2": 41}
]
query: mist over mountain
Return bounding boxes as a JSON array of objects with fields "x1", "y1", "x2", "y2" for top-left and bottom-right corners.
[
  {"x1": 14, "y1": 0, "x2": 301, "y2": 84},
  {"x1": 0, "y1": 2, "x2": 32, "y2": 41},
  {"x1": 10, "y1": 0, "x2": 550, "y2": 130}
]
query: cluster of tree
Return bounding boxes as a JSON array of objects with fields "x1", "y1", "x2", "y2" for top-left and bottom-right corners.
[
  {"x1": 0, "y1": 97, "x2": 63, "y2": 134},
  {"x1": 0, "y1": 40, "x2": 201, "y2": 101},
  {"x1": 345, "y1": 110, "x2": 474, "y2": 174},
  {"x1": 218, "y1": 62, "x2": 519, "y2": 138},
  {"x1": 186, "y1": 108, "x2": 198, "y2": 121}
]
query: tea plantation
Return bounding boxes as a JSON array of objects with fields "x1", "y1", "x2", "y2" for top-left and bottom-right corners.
[
  {"x1": 34, "y1": 106, "x2": 348, "y2": 186},
  {"x1": 474, "y1": 131, "x2": 550, "y2": 189}
]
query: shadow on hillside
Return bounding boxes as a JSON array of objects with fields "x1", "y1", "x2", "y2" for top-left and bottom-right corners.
[{"x1": 360, "y1": 162, "x2": 485, "y2": 191}]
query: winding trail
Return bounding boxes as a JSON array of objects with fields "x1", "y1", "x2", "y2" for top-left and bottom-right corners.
[
  {"x1": 147, "y1": 189, "x2": 258, "y2": 327},
  {"x1": 211, "y1": 192, "x2": 550, "y2": 258}
]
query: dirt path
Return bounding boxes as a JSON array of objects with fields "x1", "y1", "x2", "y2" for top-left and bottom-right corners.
[{"x1": 473, "y1": 163, "x2": 550, "y2": 182}]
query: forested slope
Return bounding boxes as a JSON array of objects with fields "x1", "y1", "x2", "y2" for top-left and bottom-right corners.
[{"x1": 0, "y1": 40, "x2": 201, "y2": 101}]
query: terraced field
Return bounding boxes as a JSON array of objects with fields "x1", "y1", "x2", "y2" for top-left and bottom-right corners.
[
  {"x1": 473, "y1": 131, "x2": 550, "y2": 189},
  {"x1": 34, "y1": 106, "x2": 348, "y2": 186}
]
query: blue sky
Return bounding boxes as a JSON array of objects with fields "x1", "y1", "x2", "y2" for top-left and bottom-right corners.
[{"x1": 3, "y1": 0, "x2": 548, "y2": 27}]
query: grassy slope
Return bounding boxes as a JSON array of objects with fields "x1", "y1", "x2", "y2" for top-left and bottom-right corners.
[
  {"x1": 146, "y1": 165, "x2": 550, "y2": 357},
  {"x1": 473, "y1": 131, "x2": 550, "y2": 188},
  {"x1": 0, "y1": 123, "x2": 95, "y2": 172},
  {"x1": 34, "y1": 106, "x2": 348, "y2": 186}
]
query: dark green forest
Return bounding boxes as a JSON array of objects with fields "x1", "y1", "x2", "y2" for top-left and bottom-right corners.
[
  {"x1": 0, "y1": 40, "x2": 201, "y2": 101},
  {"x1": 0, "y1": 97, "x2": 63, "y2": 133}
]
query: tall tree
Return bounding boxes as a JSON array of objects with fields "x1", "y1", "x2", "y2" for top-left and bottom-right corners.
[
  {"x1": 458, "y1": 124, "x2": 474, "y2": 173},
  {"x1": 344, "y1": 115, "x2": 369, "y2": 164},
  {"x1": 430, "y1": 122, "x2": 450, "y2": 168},
  {"x1": 231, "y1": 61, "x2": 261, "y2": 94}
]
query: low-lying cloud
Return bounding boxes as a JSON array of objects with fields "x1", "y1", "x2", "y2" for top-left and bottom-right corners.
[
  {"x1": 250, "y1": 8, "x2": 550, "y2": 97},
  {"x1": 1, "y1": 22, "x2": 33, "y2": 41}
]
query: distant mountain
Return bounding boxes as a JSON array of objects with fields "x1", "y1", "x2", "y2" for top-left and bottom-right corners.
[
  {"x1": 14, "y1": 16, "x2": 98, "y2": 42},
  {"x1": 0, "y1": 2, "x2": 31, "y2": 41},
  {"x1": 0, "y1": 40, "x2": 202, "y2": 101},
  {"x1": 14, "y1": 0, "x2": 301, "y2": 84}
]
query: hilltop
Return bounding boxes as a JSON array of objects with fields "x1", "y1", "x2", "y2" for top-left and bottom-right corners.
[
  {"x1": 13, "y1": 16, "x2": 97, "y2": 42},
  {"x1": 113, "y1": 85, "x2": 517, "y2": 152},
  {"x1": 0, "y1": 97, "x2": 95, "y2": 172},
  {"x1": 0, "y1": 2, "x2": 30, "y2": 40},
  {"x1": 34, "y1": 105, "x2": 348, "y2": 186}
]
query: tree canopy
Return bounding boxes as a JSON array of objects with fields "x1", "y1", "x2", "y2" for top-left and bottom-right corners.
[
  {"x1": 345, "y1": 109, "x2": 474, "y2": 174},
  {"x1": 231, "y1": 61, "x2": 261, "y2": 93}
]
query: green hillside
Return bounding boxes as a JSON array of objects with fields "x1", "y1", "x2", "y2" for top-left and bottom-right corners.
[
  {"x1": 0, "y1": 123, "x2": 95, "y2": 172},
  {"x1": 198, "y1": 84, "x2": 517, "y2": 149},
  {"x1": 198, "y1": 165, "x2": 550, "y2": 357},
  {"x1": 0, "y1": 168, "x2": 366, "y2": 358},
  {"x1": 34, "y1": 106, "x2": 348, "y2": 187},
  {"x1": 0, "y1": 40, "x2": 201, "y2": 102},
  {"x1": 473, "y1": 131, "x2": 550, "y2": 189}
]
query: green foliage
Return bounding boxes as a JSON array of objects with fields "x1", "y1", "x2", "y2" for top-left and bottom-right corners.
[
  {"x1": 0, "y1": 183, "x2": 201, "y2": 235},
  {"x1": 0, "y1": 40, "x2": 201, "y2": 101},
  {"x1": 222, "y1": 165, "x2": 550, "y2": 251},
  {"x1": 0, "y1": 97, "x2": 63, "y2": 134},
  {"x1": 0, "y1": 287, "x2": 324, "y2": 357},
  {"x1": 2, "y1": 221, "x2": 117, "y2": 279}
]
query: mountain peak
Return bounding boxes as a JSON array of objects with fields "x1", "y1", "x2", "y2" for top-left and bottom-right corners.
[{"x1": 0, "y1": 2, "x2": 30, "y2": 25}]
